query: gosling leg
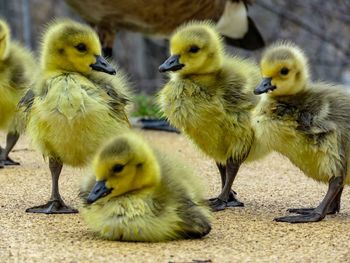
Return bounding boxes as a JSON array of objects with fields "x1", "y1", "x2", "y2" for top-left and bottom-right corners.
[
  {"x1": 0, "y1": 147, "x2": 4, "y2": 168},
  {"x1": 0, "y1": 132, "x2": 20, "y2": 166},
  {"x1": 217, "y1": 162, "x2": 226, "y2": 189},
  {"x1": 287, "y1": 187, "x2": 343, "y2": 215},
  {"x1": 274, "y1": 175, "x2": 344, "y2": 223},
  {"x1": 208, "y1": 162, "x2": 243, "y2": 209},
  {"x1": 26, "y1": 157, "x2": 78, "y2": 214},
  {"x1": 209, "y1": 158, "x2": 244, "y2": 211}
]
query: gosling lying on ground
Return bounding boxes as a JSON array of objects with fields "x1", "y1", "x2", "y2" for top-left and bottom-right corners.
[{"x1": 80, "y1": 133, "x2": 212, "y2": 241}]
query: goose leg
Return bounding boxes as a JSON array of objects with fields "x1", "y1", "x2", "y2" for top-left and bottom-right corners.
[
  {"x1": 287, "y1": 187, "x2": 343, "y2": 215},
  {"x1": 274, "y1": 175, "x2": 344, "y2": 223},
  {"x1": 217, "y1": 162, "x2": 226, "y2": 189},
  {"x1": 26, "y1": 157, "x2": 78, "y2": 214},
  {"x1": 208, "y1": 162, "x2": 243, "y2": 207},
  {"x1": 209, "y1": 158, "x2": 244, "y2": 211},
  {"x1": 217, "y1": 162, "x2": 241, "y2": 203},
  {"x1": 0, "y1": 132, "x2": 20, "y2": 166}
]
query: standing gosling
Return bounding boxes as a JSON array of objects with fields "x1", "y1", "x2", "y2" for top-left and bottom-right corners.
[
  {"x1": 80, "y1": 133, "x2": 212, "y2": 242},
  {"x1": 253, "y1": 42, "x2": 350, "y2": 223},
  {"x1": 158, "y1": 21, "x2": 265, "y2": 211},
  {"x1": 23, "y1": 19, "x2": 131, "y2": 214},
  {"x1": 0, "y1": 19, "x2": 36, "y2": 168}
]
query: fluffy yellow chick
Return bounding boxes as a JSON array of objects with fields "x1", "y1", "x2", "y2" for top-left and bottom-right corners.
[
  {"x1": 23, "y1": 19, "x2": 131, "y2": 214},
  {"x1": 0, "y1": 19, "x2": 36, "y2": 168},
  {"x1": 253, "y1": 41, "x2": 350, "y2": 223},
  {"x1": 158, "y1": 21, "x2": 265, "y2": 211},
  {"x1": 79, "y1": 133, "x2": 212, "y2": 242}
]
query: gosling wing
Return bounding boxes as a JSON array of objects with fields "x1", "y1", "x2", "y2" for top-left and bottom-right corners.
[{"x1": 98, "y1": 84, "x2": 130, "y2": 127}]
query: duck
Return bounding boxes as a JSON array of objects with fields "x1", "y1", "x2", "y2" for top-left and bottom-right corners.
[
  {"x1": 79, "y1": 132, "x2": 212, "y2": 242},
  {"x1": 157, "y1": 21, "x2": 266, "y2": 211},
  {"x1": 0, "y1": 18, "x2": 36, "y2": 168},
  {"x1": 65, "y1": 0, "x2": 264, "y2": 57},
  {"x1": 253, "y1": 41, "x2": 350, "y2": 223},
  {"x1": 22, "y1": 19, "x2": 131, "y2": 214}
]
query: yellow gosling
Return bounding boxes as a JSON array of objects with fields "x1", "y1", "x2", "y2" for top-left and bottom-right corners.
[
  {"x1": 253, "y1": 41, "x2": 350, "y2": 223},
  {"x1": 0, "y1": 19, "x2": 36, "y2": 168},
  {"x1": 80, "y1": 133, "x2": 211, "y2": 241},
  {"x1": 158, "y1": 21, "x2": 266, "y2": 211},
  {"x1": 23, "y1": 19, "x2": 131, "y2": 214}
]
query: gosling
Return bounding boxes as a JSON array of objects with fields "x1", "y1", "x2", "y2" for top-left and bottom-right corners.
[
  {"x1": 253, "y1": 41, "x2": 350, "y2": 223},
  {"x1": 158, "y1": 21, "x2": 265, "y2": 211},
  {"x1": 0, "y1": 19, "x2": 36, "y2": 168},
  {"x1": 79, "y1": 133, "x2": 212, "y2": 242},
  {"x1": 23, "y1": 19, "x2": 131, "y2": 214}
]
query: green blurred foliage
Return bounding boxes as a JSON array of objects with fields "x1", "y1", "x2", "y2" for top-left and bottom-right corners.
[{"x1": 131, "y1": 94, "x2": 163, "y2": 118}]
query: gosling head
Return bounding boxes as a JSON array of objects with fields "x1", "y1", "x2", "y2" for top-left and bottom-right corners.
[
  {"x1": 254, "y1": 42, "x2": 310, "y2": 97},
  {"x1": 0, "y1": 19, "x2": 10, "y2": 60},
  {"x1": 159, "y1": 21, "x2": 224, "y2": 76},
  {"x1": 86, "y1": 134, "x2": 161, "y2": 204},
  {"x1": 41, "y1": 19, "x2": 116, "y2": 76}
]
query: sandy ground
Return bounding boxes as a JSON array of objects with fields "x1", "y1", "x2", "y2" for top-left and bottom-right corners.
[{"x1": 1, "y1": 130, "x2": 350, "y2": 263}]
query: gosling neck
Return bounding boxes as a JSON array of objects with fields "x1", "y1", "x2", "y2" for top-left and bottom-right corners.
[
  {"x1": 176, "y1": 52, "x2": 223, "y2": 81},
  {"x1": 174, "y1": 64, "x2": 222, "y2": 87}
]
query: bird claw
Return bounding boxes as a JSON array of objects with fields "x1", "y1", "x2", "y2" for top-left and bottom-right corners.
[
  {"x1": 274, "y1": 212, "x2": 324, "y2": 223},
  {"x1": 26, "y1": 200, "x2": 78, "y2": 214}
]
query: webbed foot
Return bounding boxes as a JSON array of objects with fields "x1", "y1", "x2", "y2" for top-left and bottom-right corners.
[
  {"x1": 26, "y1": 200, "x2": 78, "y2": 214},
  {"x1": 3, "y1": 156, "x2": 20, "y2": 166},
  {"x1": 208, "y1": 198, "x2": 227, "y2": 211},
  {"x1": 226, "y1": 191, "x2": 244, "y2": 208},
  {"x1": 287, "y1": 207, "x2": 316, "y2": 215},
  {"x1": 288, "y1": 203, "x2": 340, "y2": 215},
  {"x1": 208, "y1": 191, "x2": 244, "y2": 211},
  {"x1": 274, "y1": 212, "x2": 324, "y2": 223}
]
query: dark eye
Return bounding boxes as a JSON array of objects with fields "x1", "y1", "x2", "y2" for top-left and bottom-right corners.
[
  {"x1": 280, "y1": 67, "x2": 289, "y2": 75},
  {"x1": 188, "y1": 45, "x2": 200, "y2": 53},
  {"x1": 112, "y1": 164, "x2": 124, "y2": 173},
  {"x1": 75, "y1": 43, "x2": 87, "y2": 52}
]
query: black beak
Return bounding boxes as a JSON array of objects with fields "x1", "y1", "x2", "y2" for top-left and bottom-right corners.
[
  {"x1": 159, "y1": 55, "x2": 184, "y2": 73},
  {"x1": 86, "y1": 180, "x2": 113, "y2": 204},
  {"x1": 254, "y1": 77, "x2": 276, "y2": 95},
  {"x1": 90, "y1": 55, "x2": 116, "y2": 75}
]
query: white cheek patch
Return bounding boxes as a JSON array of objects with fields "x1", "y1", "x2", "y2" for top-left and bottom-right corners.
[{"x1": 216, "y1": 1, "x2": 248, "y2": 39}]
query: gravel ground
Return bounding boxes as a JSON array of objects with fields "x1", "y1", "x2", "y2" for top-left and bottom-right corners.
[{"x1": 1, "y1": 130, "x2": 350, "y2": 263}]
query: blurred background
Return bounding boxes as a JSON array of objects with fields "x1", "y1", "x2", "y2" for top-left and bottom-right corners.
[{"x1": 0, "y1": 0, "x2": 349, "y2": 97}]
